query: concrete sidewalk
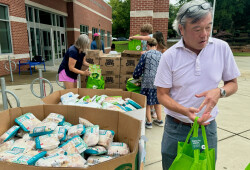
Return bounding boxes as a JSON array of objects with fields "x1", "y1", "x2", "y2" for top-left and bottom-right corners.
[{"x1": 0, "y1": 57, "x2": 249, "y2": 170}]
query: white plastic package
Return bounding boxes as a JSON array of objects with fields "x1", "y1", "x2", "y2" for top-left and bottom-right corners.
[
  {"x1": 83, "y1": 125, "x2": 99, "y2": 147},
  {"x1": 67, "y1": 124, "x2": 85, "y2": 140},
  {"x1": 98, "y1": 130, "x2": 115, "y2": 148},
  {"x1": 62, "y1": 153, "x2": 87, "y2": 167},
  {"x1": 42, "y1": 113, "x2": 65, "y2": 125},
  {"x1": 52, "y1": 126, "x2": 67, "y2": 141},
  {"x1": 0, "y1": 125, "x2": 20, "y2": 144},
  {"x1": 35, "y1": 153, "x2": 68, "y2": 167},
  {"x1": 46, "y1": 148, "x2": 65, "y2": 157},
  {"x1": 103, "y1": 96, "x2": 125, "y2": 105},
  {"x1": 12, "y1": 150, "x2": 47, "y2": 165},
  {"x1": 0, "y1": 150, "x2": 23, "y2": 162},
  {"x1": 60, "y1": 135, "x2": 87, "y2": 155},
  {"x1": 22, "y1": 133, "x2": 33, "y2": 141},
  {"x1": 85, "y1": 146, "x2": 107, "y2": 155},
  {"x1": 15, "y1": 113, "x2": 41, "y2": 132},
  {"x1": 0, "y1": 139, "x2": 15, "y2": 152},
  {"x1": 35, "y1": 134, "x2": 60, "y2": 151},
  {"x1": 29, "y1": 121, "x2": 58, "y2": 137},
  {"x1": 86, "y1": 155, "x2": 113, "y2": 166},
  {"x1": 62, "y1": 122, "x2": 72, "y2": 130},
  {"x1": 16, "y1": 128, "x2": 28, "y2": 138},
  {"x1": 11, "y1": 138, "x2": 36, "y2": 153},
  {"x1": 79, "y1": 117, "x2": 94, "y2": 127},
  {"x1": 107, "y1": 142, "x2": 130, "y2": 156},
  {"x1": 60, "y1": 92, "x2": 79, "y2": 105}
]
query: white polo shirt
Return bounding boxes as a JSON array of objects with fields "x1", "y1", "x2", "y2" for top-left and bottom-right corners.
[{"x1": 154, "y1": 37, "x2": 241, "y2": 123}]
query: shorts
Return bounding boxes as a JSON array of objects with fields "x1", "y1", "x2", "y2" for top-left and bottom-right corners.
[{"x1": 58, "y1": 69, "x2": 77, "y2": 83}]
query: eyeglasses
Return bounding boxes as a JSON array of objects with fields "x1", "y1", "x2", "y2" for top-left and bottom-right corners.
[{"x1": 180, "y1": 2, "x2": 211, "y2": 22}]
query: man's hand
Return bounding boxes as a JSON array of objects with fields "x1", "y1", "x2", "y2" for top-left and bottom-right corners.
[
  {"x1": 195, "y1": 88, "x2": 221, "y2": 115},
  {"x1": 186, "y1": 107, "x2": 211, "y2": 125},
  {"x1": 129, "y1": 36, "x2": 133, "y2": 40}
]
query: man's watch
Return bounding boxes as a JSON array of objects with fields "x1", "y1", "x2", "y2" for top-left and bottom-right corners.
[{"x1": 220, "y1": 87, "x2": 226, "y2": 98}]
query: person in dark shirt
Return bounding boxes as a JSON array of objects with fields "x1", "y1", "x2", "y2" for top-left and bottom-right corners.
[{"x1": 58, "y1": 34, "x2": 90, "y2": 89}]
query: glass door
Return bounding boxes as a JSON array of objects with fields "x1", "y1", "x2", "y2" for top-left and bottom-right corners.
[{"x1": 42, "y1": 30, "x2": 52, "y2": 64}]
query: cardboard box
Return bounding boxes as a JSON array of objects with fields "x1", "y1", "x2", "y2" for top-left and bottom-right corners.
[
  {"x1": 122, "y1": 50, "x2": 141, "y2": 58},
  {"x1": 100, "y1": 55, "x2": 121, "y2": 75},
  {"x1": 120, "y1": 74, "x2": 133, "y2": 91},
  {"x1": 120, "y1": 57, "x2": 140, "y2": 75},
  {"x1": 42, "y1": 88, "x2": 146, "y2": 136},
  {"x1": 0, "y1": 105, "x2": 141, "y2": 170},
  {"x1": 86, "y1": 56, "x2": 100, "y2": 65},
  {"x1": 103, "y1": 75, "x2": 120, "y2": 89},
  {"x1": 86, "y1": 50, "x2": 103, "y2": 57}
]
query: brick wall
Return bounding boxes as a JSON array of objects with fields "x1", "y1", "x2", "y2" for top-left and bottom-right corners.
[
  {"x1": 0, "y1": 0, "x2": 30, "y2": 76},
  {"x1": 30, "y1": 0, "x2": 67, "y2": 13},
  {"x1": 130, "y1": 0, "x2": 169, "y2": 42}
]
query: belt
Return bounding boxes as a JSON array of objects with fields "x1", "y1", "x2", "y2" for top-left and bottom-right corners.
[{"x1": 167, "y1": 115, "x2": 194, "y2": 127}]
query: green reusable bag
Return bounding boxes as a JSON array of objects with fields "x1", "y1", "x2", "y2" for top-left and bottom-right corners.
[
  {"x1": 169, "y1": 117, "x2": 215, "y2": 170},
  {"x1": 129, "y1": 39, "x2": 142, "y2": 51},
  {"x1": 86, "y1": 76, "x2": 105, "y2": 89},
  {"x1": 126, "y1": 78, "x2": 141, "y2": 93}
]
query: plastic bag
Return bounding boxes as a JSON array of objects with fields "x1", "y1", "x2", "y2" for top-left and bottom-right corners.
[
  {"x1": 46, "y1": 148, "x2": 65, "y2": 157},
  {"x1": 103, "y1": 96, "x2": 125, "y2": 105},
  {"x1": 126, "y1": 77, "x2": 141, "y2": 93},
  {"x1": 98, "y1": 130, "x2": 114, "y2": 148},
  {"x1": 15, "y1": 112, "x2": 41, "y2": 132},
  {"x1": 29, "y1": 121, "x2": 58, "y2": 137},
  {"x1": 83, "y1": 125, "x2": 99, "y2": 147},
  {"x1": 62, "y1": 153, "x2": 87, "y2": 167},
  {"x1": 107, "y1": 142, "x2": 130, "y2": 156},
  {"x1": 86, "y1": 155, "x2": 113, "y2": 166},
  {"x1": 67, "y1": 124, "x2": 85, "y2": 140},
  {"x1": 16, "y1": 129, "x2": 28, "y2": 138},
  {"x1": 0, "y1": 139, "x2": 15, "y2": 152},
  {"x1": 60, "y1": 136, "x2": 87, "y2": 155},
  {"x1": 62, "y1": 122, "x2": 72, "y2": 131},
  {"x1": 52, "y1": 126, "x2": 67, "y2": 141},
  {"x1": 11, "y1": 138, "x2": 36, "y2": 153},
  {"x1": 86, "y1": 76, "x2": 105, "y2": 89},
  {"x1": 12, "y1": 150, "x2": 47, "y2": 165},
  {"x1": 43, "y1": 113, "x2": 65, "y2": 125},
  {"x1": 85, "y1": 146, "x2": 107, "y2": 155},
  {"x1": 79, "y1": 117, "x2": 94, "y2": 127},
  {"x1": 35, "y1": 134, "x2": 60, "y2": 151},
  {"x1": 60, "y1": 92, "x2": 79, "y2": 105},
  {"x1": 0, "y1": 125, "x2": 20, "y2": 144},
  {"x1": 35, "y1": 153, "x2": 68, "y2": 167}
]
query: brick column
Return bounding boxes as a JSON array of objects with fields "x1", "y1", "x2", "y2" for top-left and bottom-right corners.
[{"x1": 130, "y1": 0, "x2": 169, "y2": 41}]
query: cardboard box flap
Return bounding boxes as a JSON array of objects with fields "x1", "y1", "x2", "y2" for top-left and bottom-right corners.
[
  {"x1": 117, "y1": 112, "x2": 141, "y2": 152},
  {"x1": 0, "y1": 109, "x2": 11, "y2": 136},
  {"x1": 42, "y1": 90, "x2": 61, "y2": 104},
  {"x1": 20, "y1": 105, "x2": 45, "y2": 121},
  {"x1": 9, "y1": 107, "x2": 22, "y2": 127},
  {"x1": 131, "y1": 92, "x2": 146, "y2": 108}
]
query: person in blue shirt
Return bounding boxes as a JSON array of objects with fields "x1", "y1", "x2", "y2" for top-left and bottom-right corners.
[
  {"x1": 91, "y1": 33, "x2": 105, "y2": 53},
  {"x1": 58, "y1": 34, "x2": 91, "y2": 89}
]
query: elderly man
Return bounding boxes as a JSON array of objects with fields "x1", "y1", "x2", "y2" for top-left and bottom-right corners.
[{"x1": 154, "y1": 0, "x2": 240, "y2": 169}]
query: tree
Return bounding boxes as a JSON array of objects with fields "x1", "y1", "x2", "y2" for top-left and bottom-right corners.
[
  {"x1": 168, "y1": 4, "x2": 178, "y2": 38},
  {"x1": 108, "y1": 0, "x2": 130, "y2": 38}
]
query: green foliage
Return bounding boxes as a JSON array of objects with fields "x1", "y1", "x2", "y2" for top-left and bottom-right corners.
[
  {"x1": 112, "y1": 41, "x2": 128, "y2": 52},
  {"x1": 108, "y1": 0, "x2": 130, "y2": 38}
]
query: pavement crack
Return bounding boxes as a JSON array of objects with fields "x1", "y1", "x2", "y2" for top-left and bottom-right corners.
[
  {"x1": 218, "y1": 127, "x2": 250, "y2": 141},
  {"x1": 145, "y1": 160, "x2": 162, "y2": 167}
]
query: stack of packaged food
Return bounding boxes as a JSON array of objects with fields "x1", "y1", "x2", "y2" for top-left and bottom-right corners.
[
  {"x1": 60, "y1": 92, "x2": 142, "y2": 113},
  {"x1": 0, "y1": 112, "x2": 130, "y2": 167}
]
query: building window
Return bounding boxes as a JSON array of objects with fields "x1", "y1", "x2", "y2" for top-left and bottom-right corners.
[
  {"x1": 100, "y1": 29, "x2": 105, "y2": 43},
  {"x1": 92, "y1": 27, "x2": 98, "y2": 39},
  {"x1": 80, "y1": 25, "x2": 89, "y2": 35},
  {"x1": 0, "y1": 4, "x2": 12, "y2": 54},
  {"x1": 39, "y1": 10, "x2": 52, "y2": 25},
  {"x1": 107, "y1": 31, "x2": 111, "y2": 47}
]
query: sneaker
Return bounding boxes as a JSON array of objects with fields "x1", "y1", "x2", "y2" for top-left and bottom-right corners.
[
  {"x1": 151, "y1": 111, "x2": 157, "y2": 120},
  {"x1": 153, "y1": 120, "x2": 164, "y2": 127},
  {"x1": 145, "y1": 122, "x2": 153, "y2": 129}
]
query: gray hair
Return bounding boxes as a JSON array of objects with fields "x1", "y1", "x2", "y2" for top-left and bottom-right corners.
[
  {"x1": 173, "y1": 0, "x2": 213, "y2": 36},
  {"x1": 75, "y1": 34, "x2": 90, "y2": 52}
]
